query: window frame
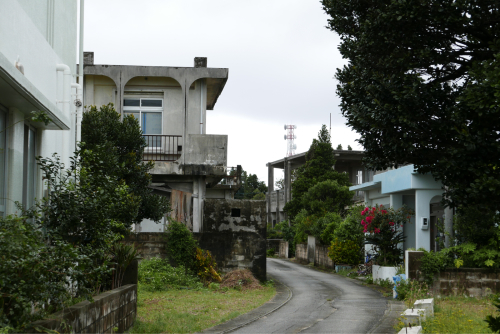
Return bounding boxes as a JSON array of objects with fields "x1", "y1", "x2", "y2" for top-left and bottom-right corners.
[{"x1": 123, "y1": 97, "x2": 164, "y2": 151}]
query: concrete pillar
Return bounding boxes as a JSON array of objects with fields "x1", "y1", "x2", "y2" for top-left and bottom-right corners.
[
  {"x1": 364, "y1": 191, "x2": 372, "y2": 207},
  {"x1": 267, "y1": 164, "x2": 274, "y2": 225},
  {"x1": 287, "y1": 161, "x2": 292, "y2": 201},
  {"x1": 415, "y1": 189, "x2": 443, "y2": 250},
  {"x1": 6, "y1": 108, "x2": 24, "y2": 215},
  {"x1": 275, "y1": 189, "x2": 280, "y2": 225},
  {"x1": 390, "y1": 194, "x2": 403, "y2": 210},
  {"x1": 192, "y1": 178, "x2": 200, "y2": 232},
  {"x1": 444, "y1": 206, "x2": 454, "y2": 248},
  {"x1": 283, "y1": 159, "x2": 288, "y2": 221}
]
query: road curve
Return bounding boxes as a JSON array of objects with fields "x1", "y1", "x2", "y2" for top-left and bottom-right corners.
[{"x1": 232, "y1": 258, "x2": 388, "y2": 334}]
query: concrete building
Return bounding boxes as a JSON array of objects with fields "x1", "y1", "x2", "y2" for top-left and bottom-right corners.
[
  {"x1": 266, "y1": 150, "x2": 371, "y2": 225},
  {"x1": 0, "y1": 0, "x2": 82, "y2": 217},
  {"x1": 83, "y1": 54, "x2": 240, "y2": 232},
  {"x1": 350, "y1": 164, "x2": 453, "y2": 251}
]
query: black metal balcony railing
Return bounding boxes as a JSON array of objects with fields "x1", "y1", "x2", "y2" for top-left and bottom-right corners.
[{"x1": 142, "y1": 135, "x2": 182, "y2": 161}]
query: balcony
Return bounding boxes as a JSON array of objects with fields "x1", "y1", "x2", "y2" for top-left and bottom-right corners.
[
  {"x1": 142, "y1": 135, "x2": 182, "y2": 162},
  {"x1": 211, "y1": 165, "x2": 242, "y2": 190}
]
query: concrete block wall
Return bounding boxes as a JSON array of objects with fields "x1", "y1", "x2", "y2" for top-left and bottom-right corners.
[
  {"x1": 315, "y1": 245, "x2": 334, "y2": 269},
  {"x1": 279, "y1": 240, "x2": 289, "y2": 258},
  {"x1": 27, "y1": 285, "x2": 137, "y2": 333},
  {"x1": 125, "y1": 233, "x2": 166, "y2": 260},
  {"x1": 433, "y1": 269, "x2": 500, "y2": 297},
  {"x1": 295, "y1": 243, "x2": 308, "y2": 264}
]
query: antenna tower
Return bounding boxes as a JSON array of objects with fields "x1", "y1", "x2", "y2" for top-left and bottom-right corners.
[{"x1": 284, "y1": 124, "x2": 297, "y2": 157}]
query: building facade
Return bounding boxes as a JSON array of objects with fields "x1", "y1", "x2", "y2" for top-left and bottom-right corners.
[
  {"x1": 83, "y1": 54, "x2": 239, "y2": 232},
  {"x1": 0, "y1": 0, "x2": 80, "y2": 217},
  {"x1": 350, "y1": 164, "x2": 453, "y2": 251}
]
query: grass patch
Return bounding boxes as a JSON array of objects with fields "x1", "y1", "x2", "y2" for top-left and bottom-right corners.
[
  {"x1": 396, "y1": 296, "x2": 497, "y2": 333},
  {"x1": 130, "y1": 284, "x2": 276, "y2": 333}
]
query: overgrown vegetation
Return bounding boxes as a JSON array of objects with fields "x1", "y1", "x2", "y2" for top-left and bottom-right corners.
[
  {"x1": 0, "y1": 105, "x2": 171, "y2": 331},
  {"x1": 138, "y1": 257, "x2": 203, "y2": 291}
]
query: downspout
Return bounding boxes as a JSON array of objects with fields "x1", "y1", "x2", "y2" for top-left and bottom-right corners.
[
  {"x1": 77, "y1": 0, "x2": 84, "y2": 144},
  {"x1": 56, "y1": 63, "x2": 71, "y2": 161}
]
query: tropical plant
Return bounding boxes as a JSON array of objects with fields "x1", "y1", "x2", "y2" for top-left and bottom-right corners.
[
  {"x1": 194, "y1": 248, "x2": 222, "y2": 284},
  {"x1": 361, "y1": 205, "x2": 413, "y2": 266},
  {"x1": 328, "y1": 238, "x2": 361, "y2": 265},
  {"x1": 110, "y1": 243, "x2": 141, "y2": 289},
  {"x1": 164, "y1": 220, "x2": 198, "y2": 271}
]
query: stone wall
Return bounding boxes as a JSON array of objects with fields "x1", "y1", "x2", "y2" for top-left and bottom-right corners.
[
  {"x1": 315, "y1": 245, "x2": 334, "y2": 269},
  {"x1": 433, "y1": 269, "x2": 500, "y2": 297},
  {"x1": 28, "y1": 285, "x2": 137, "y2": 333},
  {"x1": 267, "y1": 239, "x2": 282, "y2": 255},
  {"x1": 296, "y1": 243, "x2": 308, "y2": 264},
  {"x1": 201, "y1": 199, "x2": 267, "y2": 281}
]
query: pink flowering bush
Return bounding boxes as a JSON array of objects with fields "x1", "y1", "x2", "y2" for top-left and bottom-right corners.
[{"x1": 361, "y1": 205, "x2": 414, "y2": 266}]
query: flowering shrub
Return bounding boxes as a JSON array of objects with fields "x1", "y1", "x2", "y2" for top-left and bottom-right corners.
[{"x1": 361, "y1": 205, "x2": 413, "y2": 266}]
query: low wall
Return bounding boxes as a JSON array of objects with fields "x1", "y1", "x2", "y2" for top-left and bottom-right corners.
[
  {"x1": 296, "y1": 243, "x2": 308, "y2": 264},
  {"x1": 125, "y1": 232, "x2": 166, "y2": 260},
  {"x1": 373, "y1": 265, "x2": 397, "y2": 282},
  {"x1": 279, "y1": 240, "x2": 289, "y2": 258},
  {"x1": 28, "y1": 285, "x2": 137, "y2": 334},
  {"x1": 267, "y1": 239, "x2": 282, "y2": 255},
  {"x1": 315, "y1": 245, "x2": 334, "y2": 269},
  {"x1": 433, "y1": 269, "x2": 500, "y2": 297}
]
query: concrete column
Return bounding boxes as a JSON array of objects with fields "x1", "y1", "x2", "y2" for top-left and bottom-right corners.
[
  {"x1": 415, "y1": 189, "x2": 442, "y2": 250},
  {"x1": 283, "y1": 159, "x2": 288, "y2": 220},
  {"x1": 390, "y1": 194, "x2": 403, "y2": 210},
  {"x1": 192, "y1": 178, "x2": 200, "y2": 232},
  {"x1": 267, "y1": 164, "x2": 273, "y2": 225},
  {"x1": 364, "y1": 191, "x2": 372, "y2": 206},
  {"x1": 6, "y1": 108, "x2": 24, "y2": 215},
  {"x1": 275, "y1": 189, "x2": 280, "y2": 225},
  {"x1": 444, "y1": 206, "x2": 454, "y2": 248},
  {"x1": 287, "y1": 161, "x2": 292, "y2": 201}
]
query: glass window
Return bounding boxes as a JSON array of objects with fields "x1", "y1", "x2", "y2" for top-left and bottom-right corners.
[
  {"x1": 0, "y1": 109, "x2": 6, "y2": 216},
  {"x1": 123, "y1": 97, "x2": 163, "y2": 148}
]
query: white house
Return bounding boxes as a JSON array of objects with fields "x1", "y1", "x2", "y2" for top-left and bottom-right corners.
[
  {"x1": 0, "y1": 0, "x2": 83, "y2": 217},
  {"x1": 350, "y1": 164, "x2": 454, "y2": 251}
]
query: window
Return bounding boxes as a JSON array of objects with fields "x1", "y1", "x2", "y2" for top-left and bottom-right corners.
[
  {"x1": 123, "y1": 98, "x2": 163, "y2": 147},
  {"x1": 23, "y1": 124, "x2": 36, "y2": 210},
  {"x1": 231, "y1": 208, "x2": 241, "y2": 217},
  {"x1": 0, "y1": 108, "x2": 6, "y2": 216}
]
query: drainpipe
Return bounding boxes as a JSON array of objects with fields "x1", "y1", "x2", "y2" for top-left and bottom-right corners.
[
  {"x1": 77, "y1": 0, "x2": 84, "y2": 143},
  {"x1": 56, "y1": 63, "x2": 71, "y2": 161},
  {"x1": 71, "y1": 83, "x2": 82, "y2": 146}
]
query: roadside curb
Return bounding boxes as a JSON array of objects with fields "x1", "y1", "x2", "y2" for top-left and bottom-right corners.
[
  {"x1": 198, "y1": 277, "x2": 292, "y2": 334},
  {"x1": 367, "y1": 299, "x2": 406, "y2": 334}
]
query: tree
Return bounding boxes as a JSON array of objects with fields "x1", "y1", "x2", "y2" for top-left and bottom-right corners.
[
  {"x1": 81, "y1": 104, "x2": 170, "y2": 225},
  {"x1": 336, "y1": 144, "x2": 343, "y2": 150},
  {"x1": 347, "y1": 145, "x2": 352, "y2": 151},
  {"x1": 322, "y1": 0, "x2": 500, "y2": 212},
  {"x1": 284, "y1": 125, "x2": 351, "y2": 218},
  {"x1": 234, "y1": 169, "x2": 268, "y2": 199}
]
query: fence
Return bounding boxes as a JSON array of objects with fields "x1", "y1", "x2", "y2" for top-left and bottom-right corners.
[{"x1": 142, "y1": 135, "x2": 182, "y2": 161}]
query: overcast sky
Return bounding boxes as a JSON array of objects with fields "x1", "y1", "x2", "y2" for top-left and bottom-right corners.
[{"x1": 83, "y1": 0, "x2": 362, "y2": 184}]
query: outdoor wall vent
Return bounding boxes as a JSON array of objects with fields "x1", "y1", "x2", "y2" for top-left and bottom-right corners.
[{"x1": 231, "y1": 208, "x2": 241, "y2": 218}]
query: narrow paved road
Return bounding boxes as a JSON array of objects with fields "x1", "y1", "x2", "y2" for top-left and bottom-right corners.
[{"x1": 233, "y1": 258, "x2": 388, "y2": 334}]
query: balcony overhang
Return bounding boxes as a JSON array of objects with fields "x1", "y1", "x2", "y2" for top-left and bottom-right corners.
[{"x1": 0, "y1": 53, "x2": 69, "y2": 130}]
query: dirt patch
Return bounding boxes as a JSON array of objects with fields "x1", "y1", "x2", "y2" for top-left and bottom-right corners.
[{"x1": 220, "y1": 269, "x2": 262, "y2": 291}]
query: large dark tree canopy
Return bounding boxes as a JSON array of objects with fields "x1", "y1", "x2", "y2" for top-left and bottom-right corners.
[{"x1": 322, "y1": 0, "x2": 500, "y2": 211}]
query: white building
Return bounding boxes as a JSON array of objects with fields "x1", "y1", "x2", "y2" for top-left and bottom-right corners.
[
  {"x1": 350, "y1": 164, "x2": 454, "y2": 251},
  {"x1": 0, "y1": 0, "x2": 82, "y2": 217}
]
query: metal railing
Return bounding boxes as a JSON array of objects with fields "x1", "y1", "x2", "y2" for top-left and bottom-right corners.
[{"x1": 142, "y1": 135, "x2": 182, "y2": 161}]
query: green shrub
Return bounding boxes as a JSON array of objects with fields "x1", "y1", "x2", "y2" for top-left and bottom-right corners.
[
  {"x1": 267, "y1": 224, "x2": 282, "y2": 239},
  {"x1": 138, "y1": 257, "x2": 202, "y2": 291},
  {"x1": 0, "y1": 216, "x2": 93, "y2": 330},
  {"x1": 328, "y1": 238, "x2": 361, "y2": 265},
  {"x1": 194, "y1": 247, "x2": 221, "y2": 284},
  {"x1": 165, "y1": 220, "x2": 198, "y2": 270},
  {"x1": 266, "y1": 248, "x2": 276, "y2": 257}
]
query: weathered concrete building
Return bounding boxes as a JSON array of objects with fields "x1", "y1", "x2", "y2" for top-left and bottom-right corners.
[
  {"x1": 266, "y1": 150, "x2": 371, "y2": 225},
  {"x1": 83, "y1": 54, "x2": 240, "y2": 232}
]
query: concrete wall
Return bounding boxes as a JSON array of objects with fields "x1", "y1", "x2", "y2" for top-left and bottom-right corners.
[
  {"x1": 28, "y1": 284, "x2": 137, "y2": 334},
  {"x1": 433, "y1": 269, "x2": 500, "y2": 297},
  {"x1": 126, "y1": 233, "x2": 166, "y2": 260},
  {"x1": 315, "y1": 245, "x2": 334, "y2": 269},
  {"x1": 295, "y1": 243, "x2": 308, "y2": 264},
  {"x1": 279, "y1": 240, "x2": 289, "y2": 258},
  {"x1": 201, "y1": 199, "x2": 267, "y2": 281},
  {"x1": 267, "y1": 239, "x2": 282, "y2": 255}
]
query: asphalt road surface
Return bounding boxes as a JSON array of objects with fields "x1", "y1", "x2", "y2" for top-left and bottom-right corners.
[{"x1": 232, "y1": 258, "x2": 388, "y2": 334}]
